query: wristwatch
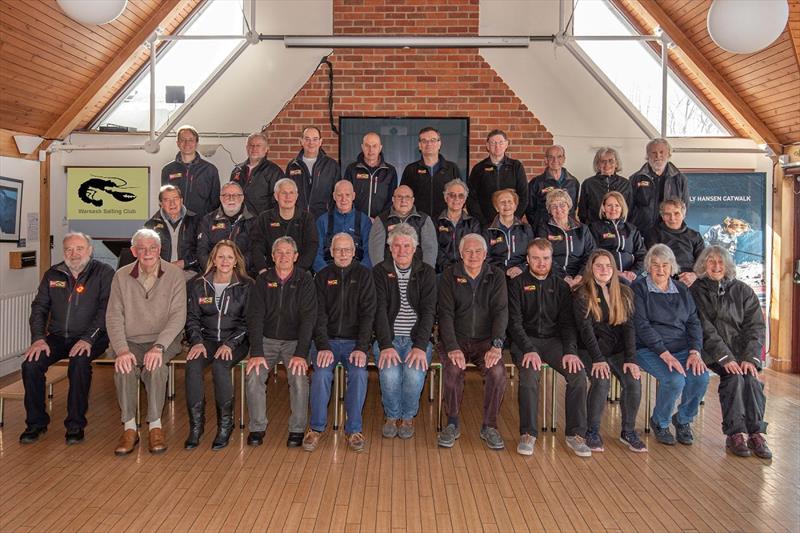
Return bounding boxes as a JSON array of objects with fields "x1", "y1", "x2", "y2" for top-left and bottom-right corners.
[
  {"x1": 491, "y1": 338, "x2": 504, "y2": 349},
  {"x1": 152, "y1": 343, "x2": 165, "y2": 352}
]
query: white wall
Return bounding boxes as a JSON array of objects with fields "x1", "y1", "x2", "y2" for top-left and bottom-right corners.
[{"x1": 0, "y1": 156, "x2": 41, "y2": 296}]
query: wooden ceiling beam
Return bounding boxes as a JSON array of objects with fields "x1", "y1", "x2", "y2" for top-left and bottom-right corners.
[
  {"x1": 627, "y1": 0, "x2": 782, "y2": 149},
  {"x1": 41, "y1": 0, "x2": 192, "y2": 144}
]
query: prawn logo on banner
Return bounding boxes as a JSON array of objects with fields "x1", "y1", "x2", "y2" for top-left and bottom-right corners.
[{"x1": 67, "y1": 167, "x2": 149, "y2": 220}]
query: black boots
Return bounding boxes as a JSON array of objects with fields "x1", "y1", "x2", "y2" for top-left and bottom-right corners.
[
  {"x1": 184, "y1": 401, "x2": 205, "y2": 449},
  {"x1": 211, "y1": 399, "x2": 234, "y2": 450}
]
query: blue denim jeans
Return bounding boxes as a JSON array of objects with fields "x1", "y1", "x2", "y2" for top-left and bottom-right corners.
[
  {"x1": 374, "y1": 336, "x2": 432, "y2": 420},
  {"x1": 310, "y1": 339, "x2": 368, "y2": 434},
  {"x1": 636, "y1": 348, "x2": 710, "y2": 428}
]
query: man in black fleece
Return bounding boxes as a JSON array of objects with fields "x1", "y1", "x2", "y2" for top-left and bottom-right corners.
[{"x1": 644, "y1": 199, "x2": 704, "y2": 287}]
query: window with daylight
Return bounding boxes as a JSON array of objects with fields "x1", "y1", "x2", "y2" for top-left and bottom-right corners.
[
  {"x1": 573, "y1": 0, "x2": 730, "y2": 137},
  {"x1": 93, "y1": 0, "x2": 244, "y2": 132}
]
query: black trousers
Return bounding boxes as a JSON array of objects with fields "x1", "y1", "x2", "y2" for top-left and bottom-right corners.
[
  {"x1": 21, "y1": 334, "x2": 108, "y2": 430},
  {"x1": 579, "y1": 350, "x2": 641, "y2": 433},
  {"x1": 512, "y1": 337, "x2": 587, "y2": 437},
  {"x1": 709, "y1": 362, "x2": 766, "y2": 435},
  {"x1": 184, "y1": 340, "x2": 248, "y2": 409}
]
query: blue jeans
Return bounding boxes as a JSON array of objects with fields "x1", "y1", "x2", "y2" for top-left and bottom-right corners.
[
  {"x1": 310, "y1": 339, "x2": 368, "y2": 434},
  {"x1": 636, "y1": 348, "x2": 710, "y2": 428},
  {"x1": 374, "y1": 337, "x2": 432, "y2": 420}
]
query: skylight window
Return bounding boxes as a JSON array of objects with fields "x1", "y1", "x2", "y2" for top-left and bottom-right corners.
[
  {"x1": 573, "y1": 0, "x2": 730, "y2": 137},
  {"x1": 93, "y1": 0, "x2": 244, "y2": 132}
]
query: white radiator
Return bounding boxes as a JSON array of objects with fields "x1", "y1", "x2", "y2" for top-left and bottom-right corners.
[{"x1": 0, "y1": 291, "x2": 36, "y2": 362}]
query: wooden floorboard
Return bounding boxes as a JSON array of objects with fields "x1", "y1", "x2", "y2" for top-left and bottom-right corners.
[{"x1": 0, "y1": 367, "x2": 798, "y2": 532}]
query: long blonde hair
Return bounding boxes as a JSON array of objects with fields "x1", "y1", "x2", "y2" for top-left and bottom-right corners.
[
  {"x1": 578, "y1": 250, "x2": 633, "y2": 325},
  {"x1": 204, "y1": 240, "x2": 251, "y2": 281}
]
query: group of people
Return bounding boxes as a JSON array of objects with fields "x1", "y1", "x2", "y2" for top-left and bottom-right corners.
[{"x1": 17, "y1": 125, "x2": 771, "y2": 461}]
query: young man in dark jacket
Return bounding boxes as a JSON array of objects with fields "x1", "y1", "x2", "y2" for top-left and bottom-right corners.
[
  {"x1": 373, "y1": 224, "x2": 437, "y2": 439},
  {"x1": 196, "y1": 181, "x2": 257, "y2": 274},
  {"x1": 437, "y1": 233, "x2": 508, "y2": 451},
  {"x1": 245, "y1": 236, "x2": 317, "y2": 448},
  {"x1": 21, "y1": 232, "x2": 114, "y2": 445},
  {"x1": 526, "y1": 145, "x2": 580, "y2": 228},
  {"x1": 644, "y1": 199, "x2": 704, "y2": 287},
  {"x1": 230, "y1": 132, "x2": 285, "y2": 216},
  {"x1": 343, "y1": 132, "x2": 398, "y2": 218},
  {"x1": 160, "y1": 125, "x2": 220, "y2": 217},
  {"x1": 144, "y1": 185, "x2": 199, "y2": 277},
  {"x1": 305, "y1": 233, "x2": 376, "y2": 453},
  {"x1": 285, "y1": 126, "x2": 340, "y2": 218},
  {"x1": 507, "y1": 238, "x2": 590, "y2": 457},
  {"x1": 467, "y1": 129, "x2": 529, "y2": 226},
  {"x1": 401, "y1": 127, "x2": 460, "y2": 218}
]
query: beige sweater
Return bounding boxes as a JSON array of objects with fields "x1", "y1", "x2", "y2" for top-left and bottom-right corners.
[{"x1": 106, "y1": 259, "x2": 187, "y2": 354}]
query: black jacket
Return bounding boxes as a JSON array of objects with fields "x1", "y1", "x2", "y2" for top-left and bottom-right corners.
[
  {"x1": 507, "y1": 270, "x2": 577, "y2": 355},
  {"x1": 525, "y1": 169, "x2": 580, "y2": 228},
  {"x1": 401, "y1": 154, "x2": 460, "y2": 218},
  {"x1": 467, "y1": 155, "x2": 528, "y2": 226},
  {"x1": 577, "y1": 174, "x2": 633, "y2": 225},
  {"x1": 435, "y1": 211, "x2": 482, "y2": 273},
  {"x1": 285, "y1": 148, "x2": 340, "y2": 218},
  {"x1": 343, "y1": 153, "x2": 398, "y2": 218},
  {"x1": 144, "y1": 209, "x2": 200, "y2": 272},
  {"x1": 249, "y1": 208, "x2": 318, "y2": 273},
  {"x1": 437, "y1": 262, "x2": 508, "y2": 352},
  {"x1": 589, "y1": 219, "x2": 646, "y2": 274},
  {"x1": 644, "y1": 221, "x2": 705, "y2": 273},
  {"x1": 535, "y1": 218, "x2": 595, "y2": 278},
  {"x1": 573, "y1": 284, "x2": 636, "y2": 364},
  {"x1": 196, "y1": 206, "x2": 257, "y2": 274},
  {"x1": 314, "y1": 262, "x2": 376, "y2": 353},
  {"x1": 628, "y1": 162, "x2": 689, "y2": 236},
  {"x1": 161, "y1": 153, "x2": 220, "y2": 217},
  {"x1": 230, "y1": 157, "x2": 286, "y2": 216},
  {"x1": 246, "y1": 267, "x2": 317, "y2": 358},
  {"x1": 29, "y1": 259, "x2": 114, "y2": 344},
  {"x1": 486, "y1": 216, "x2": 534, "y2": 273},
  {"x1": 690, "y1": 277, "x2": 764, "y2": 368},
  {"x1": 185, "y1": 272, "x2": 252, "y2": 349},
  {"x1": 373, "y1": 258, "x2": 437, "y2": 351}
]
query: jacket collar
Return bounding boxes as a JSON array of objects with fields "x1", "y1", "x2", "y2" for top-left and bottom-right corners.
[
  {"x1": 130, "y1": 259, "x2": 166, "y2": 279},
  {"x1": 546, "y1": 216, "x2": 581, "y2": 231},
  {"x1": 173, "y1": 152, "x2": 205, "y2": 167},
  {"x1": 388, "y1": 205, "x2": 421, "y2": 219},
  {"x1": 489, "y1": 215, "x2": 523, "y2": 230},
  {"x1": 213, "y1": 205, "x2": 255, "y2": 221},
  {"x1": 201, "y1": 269, "x2": 243, "y2": 288},
  {"x1": 355, "y1": 152, "x2": 388, "y2": 171},
  {"x1": 637, "y1": 161, "x2": 680, "y2": 180}
]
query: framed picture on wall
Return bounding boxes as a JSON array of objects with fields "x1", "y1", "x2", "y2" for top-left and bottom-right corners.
[{"x1": 0, "y1": 176, "x2": 23, "y2": 243}]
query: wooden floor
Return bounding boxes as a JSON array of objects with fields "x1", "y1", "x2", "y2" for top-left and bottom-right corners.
[{"x1": 0, "y1": 366, "x2": 798, "y2": 533}]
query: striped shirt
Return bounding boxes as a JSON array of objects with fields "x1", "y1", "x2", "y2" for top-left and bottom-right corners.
[{"x1": 393, "y1": 264, "x2": 417, "y2": 337}]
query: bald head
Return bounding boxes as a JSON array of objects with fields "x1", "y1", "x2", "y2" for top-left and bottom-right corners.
[
  {"x1": 333, "y1": 180, "x2": 355, "y2": 213},
  {"x1": 361, "y1": 132, "x2": 382, "y2": 167}
]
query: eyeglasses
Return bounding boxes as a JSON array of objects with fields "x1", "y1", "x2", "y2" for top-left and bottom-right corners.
[
  {"x1": 332, "y1": 247, "x2": 354, "y2": 254},
  {"x1": 487, "y1": 141, "x2": 507, "y2": 147},
  {"x1": 394, "y1": 195, "x2": 413, "y2": 201},
  {"x1": 419, "y1": 138, "x2": 440, "y2": 145},
  {"x1": 550, "y1": 202, "x2": 569, "y2": 210},
  {"x1": 302, "y1": 137, "x2": 321, "y2": 143},
  {"x1": 221, "y1": 193, "x2": 243, "y2": 200},
  {"x1": 446, "y1": 192, "x2": 466, "y2": 199},
  {"x1": 135, "y1": 246, "x2": 159, "y2": 254}
]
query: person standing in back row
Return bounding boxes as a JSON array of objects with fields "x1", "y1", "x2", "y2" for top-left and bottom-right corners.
[
  {"x1": 286, "y1": 126, "x2": 340, "y2": 218},
  {"x1": 401, "y1": 127, "x2": 460, "y2": 218},
  {"x1": 343, "y1": 132, "x2": 398, "y2": 218},
  {"x1": 160, "y1": 125, "x2": 220, "y2": 217}
]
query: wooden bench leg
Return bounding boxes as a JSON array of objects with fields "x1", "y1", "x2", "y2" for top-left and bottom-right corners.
[
  {"x1": 540, "y1": 367, "x2": 548, "y2": 432},
  {"x1": 48, "y1": 382, "x2": 54, "y2": 399},
  {"x1": 239, "y1": 363, "x2": 246, "y2": 429},
  {"x1": 437, "y1": 364, "x2": 443, "y2": 431},
  {"x1": 333, "y1": 364, "x2": 340, "y2": 431},
  {"x1": 644, "y1": 373, "x2": 652, "y2": 433},
  {"x1": 550, "y1": 366, "x2": 558, "y2": 432},
  {"x1": 0, "y1": 397, "x2": 4, "y2": 427},
  {"x1": 136, "y1": 381, "x2": 141, "y2": 428},
  {"x1": 428, "y1": 367, "x2": 434, "y2": 403}
]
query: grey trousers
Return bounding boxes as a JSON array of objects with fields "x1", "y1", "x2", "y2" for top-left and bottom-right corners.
[
  {"x1": 245, "y1": 338, "x2": 309, "y2": 433},
  {"x1": 114, "y1": 338, "x2": 181, "y2": 424}
]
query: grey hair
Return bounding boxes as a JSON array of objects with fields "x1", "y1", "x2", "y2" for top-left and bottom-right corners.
[
  {"x1": 593, "y1": 146, "x2": 622, "y2": 174},
  {"x1": 63, "y1": 231, "x2": 92, "y2": 247},
  {"x1": 644, "y1": 243, "x2": 678, "y2": 274},
  {"x1": 659, "y1": 198, "x2": 686, "y2": 215},
  {"x1": 330, "y1": 232, "x2": 355, "y2": 249},
  {"x1": 694, "y1": 245, "x2": 737, "y2": 280},
  {"x1": 387, "y1": 223, "x2": 419, "y2": 248},
  {"x1": 274, "y1": 177, "x2": 298, "y2": 194},
  {"x1": 443, "y1": 178, "x2": 469, "y2": 196},
  {"x1": 131, "y1": 228, "x2": 161, "y2": 247},
  {"x1": 272, "y1": 236, "x2": 298, "y2": 254},
  {"x1": 221, "y1": 181, "x2": 243, "y2": 194},
  {"x1": 545, "y1": 144, "x2": 566, "y2": 158},
  {"x1": 545, "y1": 188, "x2": 573, "y2": 211},
  {"x1": 459, "y1": 233, "x2": 488, "y2": 254},
  {"x1": 646, "y1": 137, "x2": 672, "y2": 155},
  {"x1": 247, "y1": 131, "x2": 268, "y2": 144}
]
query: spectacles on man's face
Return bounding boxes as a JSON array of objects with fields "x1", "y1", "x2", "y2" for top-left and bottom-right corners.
[
  {"x1": 135, "y1": 246, "x2": 159, "y2": 254},
  {"x1": 221, "y1": 193, "x2": 244, "y2": 200},
  {"x1": 419, "y1": 138, "x2": 440, "y2": 145},
  {"x1": 394, "y1": 195, "x2": 413, "y2": 201},
  {"x1": 487, "y1": 140, "x2": 507, "y2": 147},
  {"x1": 446, "y1": 192, "x2": 466, "y2": 200}
]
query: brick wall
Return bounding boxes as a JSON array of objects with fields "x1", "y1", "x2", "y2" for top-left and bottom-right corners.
[{"x1": 264, "y1": 0, "x2": 552, "y2": 176}]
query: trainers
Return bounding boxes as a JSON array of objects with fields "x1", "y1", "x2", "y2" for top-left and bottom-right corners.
[
  {"x1": 437, "y1": 424, "x2": 461, "y2": 448},
  {"x1": 565, "y1": 435, "x2": 592, "y2": 457},
  {"x1": 650, "y1": 417, "x2": 676, "y2": 445},
  {"x1": 302, "y1": 429, "x2": 323, "y2": 452},
  {"x1": 346, "y1": 432, "x2": 366, "y2": 453},
  {"x1": 584, "y1": 428, "x2": 604, "y2": 452},
  {"x1": 619, "y1": 430, "x2": 647, "y2": 452},
  {"x1": 672, "y1": 414, "x2": 694, "y2": 445},
  {"x1": 726, "y1": 433, "x2": 751, "y2": 457},
  {"x1": 479, "y1": 426, "x2": 505, "y2": 450},
  {"x1": 517, "y1": 434, "x2": 536, "y2": 456},
  {"x1": 19, "y1": 426, "x2": 47, "y2": 444},
  {"x1": 382, "y1": 418, "x2": 398, "y2": 438},
  {"x1": 747, "y1": 433, "x2": 773, "y2": 459},
  {"x1": 398, "y1": 419, "x2": 415, "y2": 439}
]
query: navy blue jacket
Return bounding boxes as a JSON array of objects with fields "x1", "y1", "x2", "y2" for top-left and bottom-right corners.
[
  {"x1": 632, "y1": 277, "x2": 703, "y2": 355},
  {"x1": 314, "y1": 208, "x2": 372, "y2": 272}
]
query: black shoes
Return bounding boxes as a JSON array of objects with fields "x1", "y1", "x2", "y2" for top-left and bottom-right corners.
[
  {"x1": 287, "y1": 432, "x2": 304, "y2": 448},
  {"x1": 211, "y1": 400, "x2": 234, "y2": 451},
  {"x1": 19, "y1": 426, "x2": 47, "y2": 444},
  {"x1": 65, "y1": 428, "x2": 85, "y2": 445},
  {"x1": 650, "y1": 417, "x2": 676, "y2": 445},
  {"x1": 247, "y1": 432, "x2": 265, "y2": 446},
  {"x1": 672, "y1": 414, "x2": 694, "y2": 445}
]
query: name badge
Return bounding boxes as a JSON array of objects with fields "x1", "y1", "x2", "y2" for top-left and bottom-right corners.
[
  {"x1": 638, "y1": 181, "x2": 650, "y2": 187},
  {"x1": 270, "y1": 222, "x2": 281, "y2": 227},
  {"x1": 168, "y1": 172, "x2": 182, "y2": 180},
  {"x1": 490, "y1": 236, "x2": 504, "y2": 245},
  {"x1": 49, "y1": 280, "x2": 66, "y2": 288},
  {"x1": 212, "y1": 222, "x2": 226, "y2": 230},
  {"x1": 455, "y1": 277, "x2": 468, "y2": 284},
  {"x1": 356, "y1": 173, "x2": 369, "y2": 180},
  {"x1": 438, "y1": 226, "x2": 450, "y2": 233},
  {"x1": 289, "y1": 169, "x2": 302, "y2": 176},
  {"x1": 484, "y1": 166, "x2": 493, "y2": 172},
  {"x1": 198, "y1": 296, "x2": 214, "y2": 304},
  {"x1": 417, "y1": 168, "x2": 427, "y2": 174}
]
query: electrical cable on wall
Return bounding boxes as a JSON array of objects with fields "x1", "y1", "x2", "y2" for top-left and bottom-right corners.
[{"x1": 319, "y1": 54, "x2": 339, "y2": 136}]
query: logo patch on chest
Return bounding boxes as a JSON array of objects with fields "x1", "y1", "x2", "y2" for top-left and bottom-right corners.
[
  {"x1": 455, "y1": 277, "x2": 468, "y2": 284},
  {"x1": 267, "y1": 282, "x2": 278, "y2": 288},
  {"x1": 198, "y1": 296, "x2": 214, "y2": 304},
  {"x1": 269, "y1": 222, "x2": 281, "y2": 227},
  {"x1": 438, "y1": 226, "x2": 450, "y2": 233},
  {"x1": 289, "y1": 169, "x2": 302, "y2": 176},
  {"x1": 49, "y1": 280, "x2": 66, "y2": 288},
  {"x1": 168, "y1": 172, "x2": 182, "y2": 180},
  {"x1": 355, "y1": 173, "x2": 369, "y2": 180},
  {"x1": 211, "y1": 222, "x2": 226, "y2": 231},
  {"x1": 490, "y1": 236, "x2": 504, "y2": 245},
  {"x1": 524, "y1": 284, "x2": 536, "y2": 292},
  {"x1": 417, "y1": 168, "x2": 427, "y2": 174},
  {"x1": 602, "y1": 232, "x2": 615, "y2": 240},
  {"x1": 547, "y1": 234, "x2": 563, "y2": 241},
  {"x1": 327, "y1": 279, "x2": 338, "y2": 286},
  {"x1": 637, "y1": 181, "x2": 650, "y2": 187}
]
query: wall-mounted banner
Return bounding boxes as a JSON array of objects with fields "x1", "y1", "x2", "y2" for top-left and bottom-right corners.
[
  {"x1": 67, "y1": 167, "x2": 149, "y2": 220},
  {"x1": 686, "y1": 172, "x2": 766, "y2": 308}
]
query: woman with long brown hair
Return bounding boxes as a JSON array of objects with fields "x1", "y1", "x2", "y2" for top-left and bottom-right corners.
[
  {"x1": 573, "y1": 249, "x2": 646, "y2": 452},
  {"x1": 184, "y1": 240, "x2": 253, "y2": 450}
]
